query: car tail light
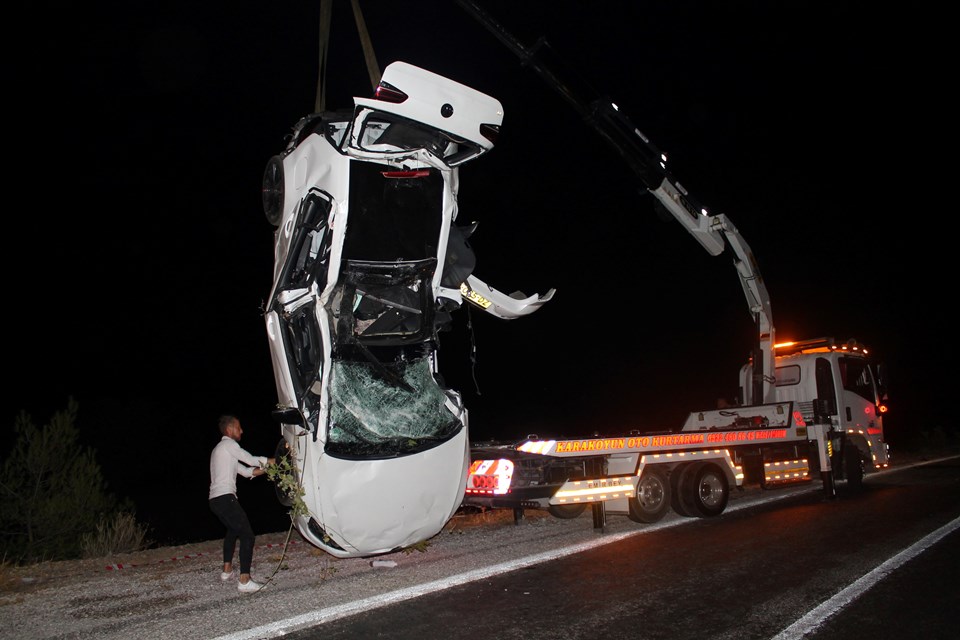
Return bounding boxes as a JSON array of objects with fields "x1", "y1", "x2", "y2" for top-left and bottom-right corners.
[
  {"x1": 381, "y1": 170, "x2": 430, "y2": 179},
  {"x1": 374, "y1": 81, "x2": 408, "y2": 103}
]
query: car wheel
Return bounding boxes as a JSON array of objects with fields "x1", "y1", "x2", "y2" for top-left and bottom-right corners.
[{"x1": 262, "y1": 155, "x2": 285, "y2": 226}]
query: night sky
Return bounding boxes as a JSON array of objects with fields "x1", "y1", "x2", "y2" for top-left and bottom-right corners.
[{"x1": 5, "y1": 1, "x2": 946, "y2": 545}]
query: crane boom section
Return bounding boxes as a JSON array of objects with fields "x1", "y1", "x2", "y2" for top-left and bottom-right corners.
[{"x1": 457, "y1": 0, "x2": 777, "y2": 402}]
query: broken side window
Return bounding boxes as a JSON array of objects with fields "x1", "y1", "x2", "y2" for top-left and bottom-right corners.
[{"x1": 278, "y1": 189, "x2": 334, "y2": 291}]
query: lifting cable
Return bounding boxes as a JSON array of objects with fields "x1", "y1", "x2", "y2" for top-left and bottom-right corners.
[
  {"x1": 351, "y1": 0, "x2": 381, "y2": 91},
  {"x1": 315, "y1": 0, "x2": 382, "y2": 113},
  {"x1": 468, "y1": 305, "x2": 482, "y2": 395},
  {"x1": 314, "y1": 0, "x2": 333, "y2": 112}
]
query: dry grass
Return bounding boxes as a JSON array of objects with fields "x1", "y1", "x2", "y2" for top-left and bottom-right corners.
[
  {"x1": 443, "y1": 505, "x2": 551, "y2": 533},
  {"x1": 0, "y1": 556, "x2": 15, "y2": 593},
  {"x1": 81, "y1": 512, "x2": 153, "y2": 559}
]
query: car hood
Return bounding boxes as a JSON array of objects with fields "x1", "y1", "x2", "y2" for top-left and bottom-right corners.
[{"x1": 308, "y1": 427, "x2": 470, "y2": 556}]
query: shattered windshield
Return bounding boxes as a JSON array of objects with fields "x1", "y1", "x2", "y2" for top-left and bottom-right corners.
[{"x1": 326, "y1": 357, "x2": 462, "y2": 458}]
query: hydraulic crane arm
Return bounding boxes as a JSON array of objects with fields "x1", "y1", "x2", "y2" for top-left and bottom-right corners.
[{"x1": 456, "y1": 0, "x2": 777, "y2": 403}]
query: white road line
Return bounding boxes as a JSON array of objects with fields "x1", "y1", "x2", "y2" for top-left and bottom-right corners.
[
  {"x1": 771, "y1": 515, "x2": 960, "y2": 640},
  {"x1": 215, "y1": 455, "x2": 958, "y2": 640}
]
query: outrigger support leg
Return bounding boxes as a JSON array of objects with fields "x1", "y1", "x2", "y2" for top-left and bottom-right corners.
[
  {"x1": 821, "y1": 471, "x2": 836, "y2": 500},
  {"x1": 513, "y1": 508, "x2": 525, "y2": 524},
  {"x1": 809, "y1": 424, "x2": 837, "y2": 501},
  {"x1": 591, "y1": 502, "x2": 607, "y2": 532}
]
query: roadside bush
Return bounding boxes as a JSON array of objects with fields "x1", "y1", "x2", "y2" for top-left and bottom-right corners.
[
  {"x1": 0, "y1": 398, "x2": 148, "y2": 564},
  {"x1": 81, "y1": 511, "x2": 153, "y2": 558},
  {"x1": 910, "y1": 425, "x2": 960, "y2": 456}
]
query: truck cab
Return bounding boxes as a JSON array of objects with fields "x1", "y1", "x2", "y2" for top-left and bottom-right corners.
[{"x1": 740, "y1": 337, "x2": 890, "y2": 475}]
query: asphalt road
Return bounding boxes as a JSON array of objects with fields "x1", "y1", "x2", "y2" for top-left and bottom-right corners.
[
  {"x1": 270, "y1": 457, "x2": 960, "y2": 640},
  {"x1": 5, "y1": 456, "x2": 956, "y2": 640}
]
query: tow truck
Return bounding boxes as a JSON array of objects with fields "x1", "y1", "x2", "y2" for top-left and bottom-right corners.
[{"x1": 456, "y1": 0, "x2": 890, "y2": 526}]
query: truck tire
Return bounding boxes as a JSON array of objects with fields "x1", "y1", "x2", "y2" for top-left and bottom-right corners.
[
  {"x1": 548, "y1": 503, "x2": 588, "y2": 519},
  {"x1": 670, "y1": 463, "x2": 699, "y2": 517},
  {"x1": 628, "y1": 466, "x2": 671, "y2": 523},
  {"x1": 844, "y1": 449, "x2": 865, "y2": 490},
  {"x1": 689, "y1": 462, "x2": 729, "y2": 517}
]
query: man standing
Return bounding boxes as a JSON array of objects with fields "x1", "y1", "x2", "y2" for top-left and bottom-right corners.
[{"x1": 208, "y1": 414, "x2": 275, "y2": 593}]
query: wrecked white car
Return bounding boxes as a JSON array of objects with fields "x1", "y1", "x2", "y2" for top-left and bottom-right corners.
[{"x1": 260, "y1": 61, "x2": 554, "y2": 558}]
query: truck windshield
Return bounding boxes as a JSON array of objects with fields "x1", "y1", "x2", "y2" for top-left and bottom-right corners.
[{"x1": 839, "y1": 357, "x2": 877, "y2": 404}]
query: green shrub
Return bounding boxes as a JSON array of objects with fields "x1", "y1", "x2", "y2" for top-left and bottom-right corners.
[
  {"x1": 915, "y1": 425, "x2": 960, "y2": 455},
  {"x1": 0, "y1": 398, "x2": 141, "y2": 564}
]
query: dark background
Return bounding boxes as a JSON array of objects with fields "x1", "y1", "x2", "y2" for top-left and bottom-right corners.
[{"x1": 4, "y1": 1, "x2": 947, "y2": 545}]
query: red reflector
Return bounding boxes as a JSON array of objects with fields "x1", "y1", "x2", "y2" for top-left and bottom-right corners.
[
  {"x1": 381, "y1": 170, "x2": 429, "y2": 179},
  {"x1": 867, "y1": 427, "x2": 882, "y2": 435},
  {"x1": 374, "y1": 81, "x2": 408, "y2": 104}
]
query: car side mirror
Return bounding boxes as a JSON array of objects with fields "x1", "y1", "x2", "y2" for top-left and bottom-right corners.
[{"x1": 271, "y1": 406, "x2": 306, "y2": 429}]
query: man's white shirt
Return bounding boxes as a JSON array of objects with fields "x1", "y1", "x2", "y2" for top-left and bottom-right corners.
[{"x1": 209, "y1": 436, "x2": 268, "y2": 499}]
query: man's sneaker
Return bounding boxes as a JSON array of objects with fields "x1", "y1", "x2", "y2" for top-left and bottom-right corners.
[
  {"x1": 238, "y1": 579, "x2": 262, "y2": 593},
  {"x1": 220, "y1": 571, "x2": 234, "y2": 582}
]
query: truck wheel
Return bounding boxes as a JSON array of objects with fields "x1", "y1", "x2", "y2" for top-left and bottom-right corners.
[
  {"x1": 670, "y1": 463, "x2": 699, "y2": 517},
  {"x1": 689, "y1": 462, "x2": 729, "y2": 517},
  {"x1": 628, "y1": 467, "x2": 671, "y2": 523},
  {"x1": 548, "y1": 503, "x2": 588, "y2": 519},
  {"x1": 844, "y1": 450, "x2": 865, "y2": 490}
]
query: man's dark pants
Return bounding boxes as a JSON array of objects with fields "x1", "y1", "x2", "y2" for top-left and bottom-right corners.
[{"x1": 209, "y1": 494, "x2": 255, "y2": 574}]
